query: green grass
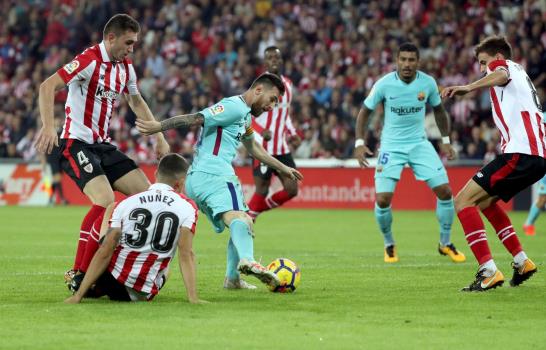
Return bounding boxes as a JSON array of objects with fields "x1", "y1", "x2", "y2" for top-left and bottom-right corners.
[{"x1": 0, "y1": 207, "x2": 545, "y2": 349}]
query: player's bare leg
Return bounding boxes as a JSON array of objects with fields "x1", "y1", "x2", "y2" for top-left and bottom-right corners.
[
  {"x1": 524, "y1": 194, "x2": 546, "y2": 236},
  {"x1": 375, "y1": 192, "x2": 398, "y2": 263},
  {"x1": 222, "y1": 210, "x2": 279, "y2": 288},
  {"x1": 432, "y1": 184, "x2": 465, "y2": 262},
  {"x1": 112, "y1": 168, "x2": 151, "y2": 196}
]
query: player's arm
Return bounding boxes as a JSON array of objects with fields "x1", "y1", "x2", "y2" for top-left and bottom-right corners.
[
  {"x1": 242, "y1": 136, "x2": 303, "y2": 181},
  {"x1": 136, "y1": 112, "x2": 205, "y2": 135},
  {"x1": 442, "y1": 70, "x2": 509, "y2": 98},
  {"x1": 126, "y1": 94, "x2": 170, "y2": 159},
  {"x1": 432, "y1": 104, "x2": 456, "y2": 160},
  {"x1": 36, "y1": 73, "x2": 65, "y2": 154},
  {"x1": 177, "y1": 227, "x2": 205, "y2": 304},
  {"x1": 354, "y1": 107, "x2": 374, "y2": 167},
  {"x1": 64, "y1": 227, "x2": 121, "y2": 304}
]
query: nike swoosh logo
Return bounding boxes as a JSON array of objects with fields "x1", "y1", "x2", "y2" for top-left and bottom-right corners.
[
  {"x1": 480, "y1": 272, "x2": 500, "y2": 288},
  {"x1": 389, "y1": 96, "x2": 399, "y2": 100}
]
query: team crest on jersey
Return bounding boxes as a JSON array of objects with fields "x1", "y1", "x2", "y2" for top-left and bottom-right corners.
[
  {"x1": 83, "y1": 163, "x2": 93, "y2": 173},
  {"x1": 63, "y1": 60, "x2": 80, "y2": 74},
  {"x1": 417, "y1": 92, "x2": 425, "y2": 101},
  {"x1": 209, "y1": 104, "x2": 225, "y2": 115}
]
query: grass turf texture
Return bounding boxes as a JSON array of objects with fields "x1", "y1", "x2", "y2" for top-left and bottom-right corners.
[{"x1": 1, "y1": 206, "x2": 545, "y2": 349}]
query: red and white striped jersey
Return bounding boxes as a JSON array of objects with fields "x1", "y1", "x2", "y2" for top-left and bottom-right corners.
[
  {"x1": 57, "y1": 41, "x2": 139, "y2": 144},
  {"x1": 252, "y1": 75, "x2": 297, "y2": 155},
  {"x1": 488, "y1": 59, "x2": 545, "y2": 157},
  {"x1": 107, "y1": 183, "x2": 198, "y2": 298}
]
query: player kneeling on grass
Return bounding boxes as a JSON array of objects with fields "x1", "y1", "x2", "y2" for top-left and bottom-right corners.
[{"x1": 65, "y1": 154, "x2": 207, "y2": 304}]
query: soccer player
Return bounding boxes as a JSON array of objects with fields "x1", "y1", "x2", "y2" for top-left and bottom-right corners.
[
  {"x1": 442, "y1": 36, "x2": 545, "y2": 291},
  {"x1": 523, "y1": 174, "x2": 546, "y2": 236},
  {"x1": 137, "y1": 73, "x2": 303, "y2": 289},
  {"x1": 354, "y1": 43, "x2": 465, "y2": 263},
  {"x1": 247, "y1": 46, "x2": 301, "y2": 221},
  {"x1": 65, "y1": 153, "x2": 205, "y2": 303},
  {"x1": 35, "y1": 14, "x2": 170, "y2": 286}
]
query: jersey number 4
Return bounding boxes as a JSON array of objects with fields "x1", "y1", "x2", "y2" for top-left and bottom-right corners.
[{"x1": 127, "y1": 208, "x2": 179, "y2": 253}]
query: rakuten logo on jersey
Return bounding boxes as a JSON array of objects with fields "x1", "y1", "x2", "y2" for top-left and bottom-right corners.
[
  {"x1": 95, "y1": 87, "x2": 119, "y2": 99},
  {"x1": 390, "y1": 106, "x2": 423, "y2": 115}
]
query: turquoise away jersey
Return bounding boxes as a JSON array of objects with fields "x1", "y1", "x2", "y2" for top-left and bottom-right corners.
[
  {"x1": 363, "y1": 71, "x2": 441, "y2": 145},
  {"x1": 189, "y1": 95, "x2": 253, "y2": 176}
]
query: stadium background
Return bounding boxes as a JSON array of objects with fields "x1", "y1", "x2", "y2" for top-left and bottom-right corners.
[{"x1": 0, "y1": 0, "x2": 545, "y2": 208}]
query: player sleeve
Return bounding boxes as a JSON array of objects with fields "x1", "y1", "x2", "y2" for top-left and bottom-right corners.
[
  {"x1": 180, "y1": 202, "x2": 199, "y2": 235},
  {"x1": 56, "y1": 53, "x2": 95, "y2": 85},
  {"x1": 487, "y1": 59, "x2": 510, "y2": 81},
  {"x1": 363, "y1": 80, "x2": 384, "y2": 110},
  {"x1": 427, "y1": 78, "x2": 442, "y2": 107},
  {"x1": 200, "y1": 100, "x2": 242, "y2": 127},
  {"x1": 123, "y1": 62, "x2": 139, "y2": 95}
]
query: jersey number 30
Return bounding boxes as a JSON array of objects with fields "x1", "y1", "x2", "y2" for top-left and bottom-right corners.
[{"x1": 126, "y1": 208, "x2": 179, "y2": 253}]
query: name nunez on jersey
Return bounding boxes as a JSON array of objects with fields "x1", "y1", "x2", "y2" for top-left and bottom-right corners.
[
  {"x1": 390, "y1": 106, "x2": 424, "y2": 115},
  {"x1": 139, "y1": 192, "x2": 176, "y2": 206}
]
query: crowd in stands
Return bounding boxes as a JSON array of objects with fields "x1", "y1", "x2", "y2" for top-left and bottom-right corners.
[{"x1": 1, "y1": 0, "x2": 545, "y2": 165}]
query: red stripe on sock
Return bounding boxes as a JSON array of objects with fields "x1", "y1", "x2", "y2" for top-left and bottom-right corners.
[
  {"x1": 457, "y1": 206, "x2": 492, "y2": 265},
  {"x1": 481, "y1": 203, "x2": 523, "y2": 256},
  {"x1": 74, "y1": 205, "x2": 105, "y2": 270}
]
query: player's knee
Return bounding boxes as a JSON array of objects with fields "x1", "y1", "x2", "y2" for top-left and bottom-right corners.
[
  {"x1": 285, "y1": 183, "x2": 298, "y2": 198},
  {"x1": 434, "y1": 185, "x2": 452, "y2": 200},
  {"x1": 375, "y1": 195, "x2": 392, "y2": 208},
  {"x1": 94, "y1": 191, "x2": 115, "y2": 208}
]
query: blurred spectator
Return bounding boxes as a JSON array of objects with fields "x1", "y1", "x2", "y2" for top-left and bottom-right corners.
[{"x1": 0, "y1": 0, "x2": 543, "y2": 164}]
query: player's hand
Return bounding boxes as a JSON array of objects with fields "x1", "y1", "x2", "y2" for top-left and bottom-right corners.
[
  {"x1": 289, "y1": 134, "x2": 302, "y2": 148},
  {"x1": 354, "y1": 145, "x2": 373, "y2": 167},
  {"x1": 155, "y1": 138, "x2": 170, "y2": 160},
  {"x1": 35, "y1": 126, "x2": 58, "y2": 154},
  {"x1": 439, "y1": 143, "x2": 457, "y2": 160},
  {"x1": 136, "y1": 119, "x2": 162, "y2": 136},
  {"x1": 280, "y1": 166, "x2": 303, "y2": 181},
  {"x1": 64, "y1": 295, "x2": 82, "y2": 304},
  {"x1": 441, "y1": 85, "x2": 471, "y2": 98},
  {"x1": 262, "y1": 129, "x2": 272, "y2": 141}
]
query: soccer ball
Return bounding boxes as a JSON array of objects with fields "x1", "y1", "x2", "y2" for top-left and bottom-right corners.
[{"x1": 267, "y1": 258, "x2": 301, "y2": 293}]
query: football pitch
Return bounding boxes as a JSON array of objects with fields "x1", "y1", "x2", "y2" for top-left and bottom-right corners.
[{"x1": 1, "y1": 207, "x2": 545, "y2": 349}]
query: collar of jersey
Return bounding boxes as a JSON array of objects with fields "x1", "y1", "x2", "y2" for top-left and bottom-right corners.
[
  {"x1": 149, "y1": 183, "x2": 174, "y2": 191},
  {"x1": 99, "y1": 41, "x2": 111, "y2": 62}
]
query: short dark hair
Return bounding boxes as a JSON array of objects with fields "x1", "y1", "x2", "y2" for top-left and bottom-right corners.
[
  {"x1": 397, "y1": 42, "x2": 420, "y2": 59},
  {"x1": 264, "y1": 46, "x2": 281, "y2": 55},
  {"x1": 474, "y1": 36, "x2": 512, "y2": 59},
  {"x1": 103, "y1": 14, "x2": 140, "y2": 37},
  {"x1": 250, "y1": 72, "x2": 285, "y2": 95},
  {"x1": 157, "y1": 153, "x2": 189, "y2": 181}
]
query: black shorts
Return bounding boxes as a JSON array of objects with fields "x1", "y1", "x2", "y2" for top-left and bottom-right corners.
[
  {"x1": 252, "y1": 153, "x2": 296, "y2": 180},
  {"x1": 473, "y1": 153, "x2": 546, "y2": 202},
  {"x1": 46, "y1": 145, "x2": 62, "y2": 175},
  {"x1": 59, "y1": 139, "x2": 138, "y2": 191},
  {"x1": 90, "y1": 271, "x2": 131, "y2": 302}
]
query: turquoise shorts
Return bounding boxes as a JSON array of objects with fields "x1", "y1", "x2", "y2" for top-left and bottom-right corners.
[
  {"x1": 185, "y1": 171, "x2": 248, "y2": 233},
  {"x1": 538, "y1": 175, "x2": 546, "y2": 195},
  {"x1": 375, "y1": 140, "x2": 449, "y2": 193}
]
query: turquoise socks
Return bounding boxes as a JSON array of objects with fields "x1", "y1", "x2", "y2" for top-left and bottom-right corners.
[
  {"x1": 436, "y1": 198, "x2": 454, "y2": 246},
  {"x1": 375, "y1": 204, "x2": 394, "y2": 246}
]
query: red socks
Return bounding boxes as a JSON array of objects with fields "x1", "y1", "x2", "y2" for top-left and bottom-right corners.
[
  {"x1": 248, "y1": 190, "x2": 294, "y2": 217},
  {"x1": 73, "y1": 205, "x2": 106, "y2": 270},
  {"x1": 457, "y1": 207, "x2": 492, "y2": 265},
  {"x1": 481, "y1": 203, "x2": 523, "y2": 256},
  {"x1": 77, "y1": 206, "x2": 106, "y2": 272}
]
